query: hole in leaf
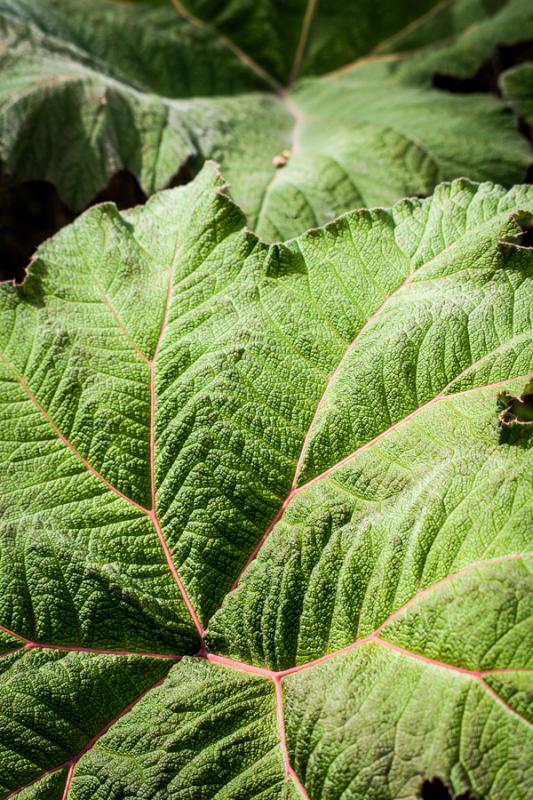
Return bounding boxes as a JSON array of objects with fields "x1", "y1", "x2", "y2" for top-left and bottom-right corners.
[
  {"x1": 498, "y1": 379, "x2": 533, "y2": 445},
  {"x1": 512, "y1": 215, "x2": 533, "y2": 249},
  {"x1": 499, "y1": 380, "x2": 533, "y2": 424},
  {"x1": 420, "y1": 777, "x2": 452, "y2": 800},
  {"x1": 419, "y1": 777, "x2": 478, "y2": 800}
]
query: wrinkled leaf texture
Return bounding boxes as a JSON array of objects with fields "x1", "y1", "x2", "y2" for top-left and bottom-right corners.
[
  {"x1": 0, "y1": 163, "x2": 532, "y2": 798},
  {"x1": 0, "y1": 0, "x2": 532, "y2": 239}
]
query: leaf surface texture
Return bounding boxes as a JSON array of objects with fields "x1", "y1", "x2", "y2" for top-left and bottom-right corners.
[{"x1": 0, "y1": 166, "x2": 532, "y2": 797}]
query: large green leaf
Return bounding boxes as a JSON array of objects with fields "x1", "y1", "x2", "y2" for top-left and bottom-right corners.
[
  {"x1": 1, "y1": 0, "x2": 532, "y2": 238},
  {"x1": 0, "y1": 165, "x2": 532, "y2": 797}
]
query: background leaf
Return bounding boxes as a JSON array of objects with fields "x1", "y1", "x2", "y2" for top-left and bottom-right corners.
[{"x1": 0, "y1": 0, "x2": 531, "y2": 248}]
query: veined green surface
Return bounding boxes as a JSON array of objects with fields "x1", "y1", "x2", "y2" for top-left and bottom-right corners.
[
  {"x1": 0, "y1": 0, "x2": 532, "y2": 238},
  {"x1": 0, "y1": 165, "x2": 532, "y2": 797}
]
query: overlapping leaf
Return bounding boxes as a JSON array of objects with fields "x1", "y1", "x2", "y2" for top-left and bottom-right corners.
[
  {"x1": 1, "y1": 0, "x2": 532, "y2": 239},
  {"x1": 0, "y1": 165, "x2": 532, "y2": 797}
]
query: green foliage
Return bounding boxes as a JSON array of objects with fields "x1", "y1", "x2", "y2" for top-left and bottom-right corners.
[
  {"x1": 1, "y1": 1, "x2": 533, "y2": 798},
  {"x1": 0, "y1": 0, "x2": 532, "y2": 238},
  {"x1": 0, "y1": 165, "x2": 532, "y2": 798}
]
